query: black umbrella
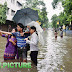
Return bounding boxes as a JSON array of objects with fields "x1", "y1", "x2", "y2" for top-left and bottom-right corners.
[{"x1": 13, "y1": 8, "x2": 38, "y2": 26}]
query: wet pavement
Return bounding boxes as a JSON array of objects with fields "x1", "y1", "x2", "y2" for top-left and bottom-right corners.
[{"x1": 0, "y1": 29, "x2": 72, "y2": 72}]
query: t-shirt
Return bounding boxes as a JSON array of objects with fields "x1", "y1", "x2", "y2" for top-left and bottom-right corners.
[
  {"x1": 12, "y1": 32, "x2": 30, "y2": 47},
  {"x1": 60, "y1": 31, "x2": 63, "y2": 36}
]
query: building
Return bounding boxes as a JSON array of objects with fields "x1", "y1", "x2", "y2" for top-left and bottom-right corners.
[
  {"x1": 0, "y1": 0, "x2": 23, "y2": 21},
  {"x1": 0, "y1": 0, "x2": 24, "y2": 31}
]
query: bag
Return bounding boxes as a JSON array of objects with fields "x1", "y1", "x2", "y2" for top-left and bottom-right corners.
[{"x1": 26, "y1": 43, "x2": 30, "y2": 51}]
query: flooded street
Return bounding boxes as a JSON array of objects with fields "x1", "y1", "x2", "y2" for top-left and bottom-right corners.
[
  {"x1": 38, "y1": 29, "x2": 72, "y2": 72},
  {"x1": 0, "y1": 29, "x2": 72, "y2": 72}
]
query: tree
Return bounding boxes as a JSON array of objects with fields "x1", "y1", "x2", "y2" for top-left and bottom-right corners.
[
  {"x1": 22, "y1": 0, "x2": 48, "y2": 28},
  {"x1": 62, "y1": 0, "x2": 72, "y2": 29},
  {"x1": 51, "y1": 12, "x2": 70, "y2": 29},
  {"x1": 59, "y1": 12, "x2": 69, "y2": 26},
  {"x1": 0, "y1": 2, "x2": 7, "y2": 24},
  {"x1": 52, "y1": 0, "x2": 62, "y2": 9},
  {"x1": 51, "y1": 14, "x2": 58, "y2": 28},
  {"x1": 52, "y1": 0, "x2": 72, "y2": 29},
  {"x1": 38, "y1": 7, "x2": 48, "y2": 28}
]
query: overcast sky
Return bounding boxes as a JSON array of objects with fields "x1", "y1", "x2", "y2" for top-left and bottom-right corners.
[{"x1": 43, "y1": 0, "x2": 64, "y2": 22}]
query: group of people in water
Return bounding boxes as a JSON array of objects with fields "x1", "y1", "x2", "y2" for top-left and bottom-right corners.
[
  {"x1": 0, "y1": 23, "x2": 39, "y2": 66},
  {"x1": 0, "y1": 23, "x2": 64, "y2": 67},
  {"x1": 54, "y1": 29, "x2": 63, "y2": 40}
]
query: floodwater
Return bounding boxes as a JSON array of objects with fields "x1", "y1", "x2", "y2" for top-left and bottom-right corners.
[{"x1": 0, "y1": 29, "x2": 72, "y2": 72}]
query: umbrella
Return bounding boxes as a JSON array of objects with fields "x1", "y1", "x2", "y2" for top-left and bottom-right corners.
[
  {"x1": 13, "y1": 8, "x2": 38, "y2": 26},
  {"x1": 27, "y1": 21, "x2": 43, "y2": 33},
  {"x1": 27, "y1": 21, "x2": 45, "y2": 46}
]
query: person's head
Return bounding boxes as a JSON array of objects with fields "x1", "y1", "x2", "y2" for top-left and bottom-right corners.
[
  {"x1": 30, "y1": 26, "x2": 36, "y2": 34},
  {"x1": 55, "y1": 30, "x2": 57, "y2": 32},
  {"x1": 17, "y1": 23, "x2": 24, "y2": 32},
  {"x1": 9, "y1": 25, "x2": 11, "y2": 28},
  {"x1": 12, "y1": 28, "x2": 17, "y2": 33},
  {"x1": 27, "y1": 25, "x2": 30, "y2": 28}
]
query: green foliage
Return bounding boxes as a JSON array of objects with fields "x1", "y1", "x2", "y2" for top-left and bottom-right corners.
[
  {"x1": 0, "y1": 2, "x2": 7, "y2": 24},
  {"x1": 48, "y1": 22, "x2": 53, "y2": 28},
  {"x1": 51, "y1": 0, "x2": 72, "y2": 28},
  {"x1": 62, "y1": 0, "x2": 72, "y2": 16},
  {"x1": 62, "y1": 0, "x2": 72, "y2": 22},
  {"x1": 38, "y1": 7, "x2": 48, "y2": 28},
  {"x1": 59, "y1": 12, "x2": 69, "y2": 25},
  {"x1": 52, "y1": 0, "x2": 62, "y2": 9},
  {"x1": 51, "y1": 12, "x2": 70, "y2": 28},
  {"x1": 22, "y1": 0, "x2": 48, "y2": 28},
  {"x1": 51, "y1": 14, "x2": 58, "y2": 28},
  {"x1": 67, "y1": 15, "x2": 72, "y2": 22}
]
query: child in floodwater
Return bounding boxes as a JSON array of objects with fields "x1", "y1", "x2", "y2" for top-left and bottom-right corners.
[
  {"x1": 55, "y1": 30, "x2": 58, "y2": 39},
  {"x1": 0, "y1": 28, "x2": 17, "y2": 60},
  {"x1": 60, "y1": 29, "x2": 63, "y2": 38}
]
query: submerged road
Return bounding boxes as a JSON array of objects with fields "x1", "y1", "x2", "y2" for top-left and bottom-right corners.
[{"x1": 0, "y1": 29, "x2": 72, "y2": 72}]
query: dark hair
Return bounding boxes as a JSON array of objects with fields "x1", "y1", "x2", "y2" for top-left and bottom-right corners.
[
  {"x1": 30, "y1": 26, "x2": 38, "y2": 35},
  {"x1": 6, "y1": 28, "x2": 17, "y2": 47},
  {"x1": 17, "y1": 23, "x2": 24, "y2": 30},
  {"x1": 31, "y1": 26, "x2": 36, "y2": 31},
  {"x1": 55, "y1": 30, "x2": 57, "y2": 32}
]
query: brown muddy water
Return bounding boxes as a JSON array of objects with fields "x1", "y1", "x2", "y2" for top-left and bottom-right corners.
[{"x1": 0, "y1": 29, "x2": 72, "y2": 72}]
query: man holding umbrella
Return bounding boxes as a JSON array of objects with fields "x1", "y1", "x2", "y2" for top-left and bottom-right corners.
[
  {"x1": 12, "y1": 8, "x2": 39, "y2": 62},
  {"x1": 0, "y1": 8, "x2": 39, "y2": 63}
]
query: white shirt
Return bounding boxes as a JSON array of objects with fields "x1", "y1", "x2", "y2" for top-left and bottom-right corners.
[{"x1": 26, "y1": 32, "x2": 39, "y2": 51}]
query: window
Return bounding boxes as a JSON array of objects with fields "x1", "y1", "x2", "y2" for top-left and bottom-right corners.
[
  {"x1": 6, "y1": 8, "x2": 9, "y2": 14},
  {"x1": 11, "y1": 0, "x2": 15, "y2": 3},
  {"x1": 11, "y1": 10, "x2": 15, "y2": 16}
]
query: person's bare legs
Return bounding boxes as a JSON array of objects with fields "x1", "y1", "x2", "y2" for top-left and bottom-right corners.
[
  {"x1": 23, "y1": 48, "x2": 27, "y2": 62},
  {"x1": 23, "y1": 58, "x2": 27, "y2": 62},
  {"x1": 19, "y1": 57, "x2": 23, "y2": 62}
]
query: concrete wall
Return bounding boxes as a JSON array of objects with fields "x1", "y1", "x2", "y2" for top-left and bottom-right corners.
[
  {"x1": 0, "y1": 0, "x2": 23, "y2": 21},
  {"x1": 0, "y1": 0, "x2": 24, "y2": 31}
]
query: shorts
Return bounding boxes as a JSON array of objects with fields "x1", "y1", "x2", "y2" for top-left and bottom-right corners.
[
  {"x1": 61, "y1": 36, "x2": 63, "y2": 38},
  {"x1": 17, "y1": 47, "x2": 27, "y2": 59},
  {"x1": 55, "y1": 36, "x2": 57, "y2": 38}
]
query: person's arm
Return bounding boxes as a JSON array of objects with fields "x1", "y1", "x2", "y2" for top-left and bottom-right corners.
[
  {"x1": 0, "y1": 32, "x2": 8, "y2": 38},
  {"x1": 12, "y1": 32, "x2": 17, "y2": 37},
  {"x1": 24, "y1": 32, "x2": 30, "y2": 37},
  {"x1": 0, "y1": 32, "x2": 2, "y2": 36},
  {"x1": 24, "y1": 31, "x2": 30, "y2": 34},
  {"x1": 2, "y1": 34, "x2": 8, "y2": 38},
  {"x1": 9, "y1": 39, "x2": 16, "y2": 45},
  {"x1": 24, "y1": 36, "x2": 38, "y2": 45},
  {"x1": 0, "y1": 30, "x2": 11, "y2": 35},
  {"x1": 27, "y1": 39, "x2": 38, "y2": 45}
]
